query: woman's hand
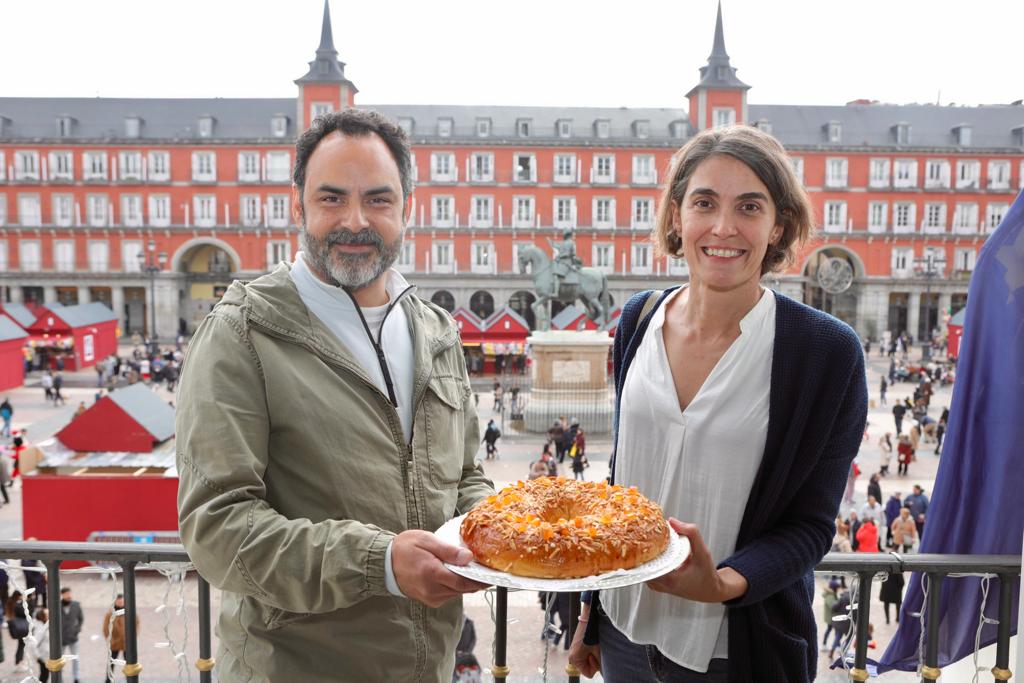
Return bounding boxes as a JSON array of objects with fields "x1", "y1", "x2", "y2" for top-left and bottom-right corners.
[
  {"x1": 567, "y1": 604, "x2": 601, "y2": 679},
  {"x1": 646, "y1": 518, "x2": 748, "y2": 603}
]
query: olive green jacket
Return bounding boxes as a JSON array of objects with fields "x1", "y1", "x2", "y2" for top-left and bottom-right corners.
[{"x1": 176, "y1": 263, "x2": 492, "y2": 682}]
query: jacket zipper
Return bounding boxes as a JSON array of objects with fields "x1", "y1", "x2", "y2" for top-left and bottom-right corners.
[{"x1": 340, "y1": 284, "x2": 416, "y2": 409}]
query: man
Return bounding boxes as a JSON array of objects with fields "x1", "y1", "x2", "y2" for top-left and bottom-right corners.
[
  {"x1": 879, "y1": 376, "x2": 887, "y2": 406},
  {"x1": 176, "y1": 109, "x2": 493, "y2": 682},
  {"x1": 59, "y1": 587, "x2": 83, "y2": 683},
  {"x1": 867, "y1": 472, "x2": 883, "y2": 507},
  {"x1": 892, "y1": 400, "x2": 906, "y2": 434},
  {"x1": 904, "y1": 484, "x2": 930, "y2": 539},
  {"x1": 482, "y1": 419, "x2": 501, "y2": 460},
  {"x1": 547, "y1": 230, "x2": 582, "y2": 288},
  {"x1": 0, "y1": 397, "x2": 12, "y2": 439}
]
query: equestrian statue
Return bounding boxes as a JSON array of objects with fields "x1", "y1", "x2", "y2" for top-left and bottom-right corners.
[{"x1": 517, "y1": 231, "x2": 614, "y2": 331}]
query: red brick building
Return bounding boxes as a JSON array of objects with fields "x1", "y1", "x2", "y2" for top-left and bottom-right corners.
[{"x1": 1, "y1": 1, "x2": 1021, "y2": 344}]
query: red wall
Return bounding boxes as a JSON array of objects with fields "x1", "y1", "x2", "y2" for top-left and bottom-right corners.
[
  {"x1": 57, "y1": 396, "x2": 155, "y2": 452},
  {"x1": 71, "y1": 319, "x2": 118, "y2": 369},
  {"x1": 23, "y1": 475, "x2": 179, "y2": 543},
  {"x1": 0, "y1": 340, "x2": 25, "y2": 391}
]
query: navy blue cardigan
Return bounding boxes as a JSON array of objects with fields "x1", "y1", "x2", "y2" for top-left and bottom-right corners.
[{"x1": 601, "y1": 288, "x2": 867, "y2": 683}]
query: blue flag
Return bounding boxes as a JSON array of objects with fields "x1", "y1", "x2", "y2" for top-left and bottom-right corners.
[{"x1": 879, "y1": 190, "x2": 1024, "y2": 672}]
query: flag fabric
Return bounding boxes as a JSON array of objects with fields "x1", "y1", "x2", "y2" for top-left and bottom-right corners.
[{"x1": 878, "y1": 190, "x2": 1024, "y2": 672}]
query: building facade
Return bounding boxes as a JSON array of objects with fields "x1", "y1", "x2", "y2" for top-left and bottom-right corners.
[{"x1": 1, "y1": 2, "x2": 1022, "y2": 343}]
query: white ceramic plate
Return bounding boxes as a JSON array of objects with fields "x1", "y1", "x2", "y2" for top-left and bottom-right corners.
[{"x1": 434, "y1": 513, "x2": 690, "y2": 592}]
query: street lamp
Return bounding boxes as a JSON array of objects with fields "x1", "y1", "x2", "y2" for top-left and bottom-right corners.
[
  {"x1": 913, "y1": 252, "x2": 946, "y2": 361},
  {"x1": 137, "y1": 240, "x2": 169, "y2": 344}
]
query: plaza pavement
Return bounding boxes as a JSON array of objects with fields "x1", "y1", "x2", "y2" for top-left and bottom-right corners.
[{"x1": 0, "y1": 343, "x2": 944, "y2": 681}]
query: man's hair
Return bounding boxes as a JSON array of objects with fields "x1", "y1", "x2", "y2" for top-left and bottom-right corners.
[
  {"x1": 652, "y1": 125, "x2": 814, "y2": 275},
  {"x1": 292, "y1": 108, "x2": 413, "y2": 210},
  {"x1": 60, "y1": 587, "x2": 71, "y2": 594}
]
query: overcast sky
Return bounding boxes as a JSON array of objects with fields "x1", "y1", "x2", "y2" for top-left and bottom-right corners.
[{"x1": 1, "y1": 0, "x2": 1021, "y2": 109}]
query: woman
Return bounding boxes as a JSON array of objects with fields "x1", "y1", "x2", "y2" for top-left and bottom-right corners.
[
  {"x1": 569, "y1": 126, "x2": 867, "y2": 682},
  {"x1": 897, "y1": 434, "x2": 914, "y2": 476},
  {"x1": 571, "y1": 428, "x2": 588, "y2": 481},
  {"x1": 855, "y1": 518, "x2": 878, "y2": 554},
  {"x1": 878, "y1": 432, "x2": 893, "y2": 476},
  {"x1": 879, "y1": 571, "x2": 905, "y2": 625},
  {"x1": 6, "y1": 590, "x2": 28, "y2": 670}
]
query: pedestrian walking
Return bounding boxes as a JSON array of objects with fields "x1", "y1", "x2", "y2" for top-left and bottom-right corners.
[
  {"x1": 867, "y1": 473, "x2": 883, "y2": 509},
  {"x1": 855, "y1": 518, "x2": 878, "y2": 553},
  {"x1": 879, "y1": 376, "x2": 887, "y2": 406},
  {"x1": 562, "y1": 419, "x2": 579, "y2": 467},
  {"x1": 821, "y1": 580, "x2": 840, "y2": 650},
  {"x1": 41, "y1": 371, "x2": 54, "y2": 404},
  {"x1": 492, "y1": 381, "x2": 503, "y2": 412},
  {"x1": 0, "y1": 398, "x2": 12, "y2": 439},
  {"x1": 892, "y1": 401, "x2": 906, "y2": 434},
  {"x1": 29, "y1": 608, "x2": 49, "y2": 683},
  {"x1": 52, "y1": 373, "x2": 65, "y2": 406},
  {"x1": 884, "y1": 492, "x2": 902, "y2": 548},
  {"x1": 103, "y1": 594, "x2": 139, "y2": 683},
  {"x1": 891, "y1": 507, "x2": 918, "y2": 553},
  {"x1": 549, "y1": 418, "x2": 566, "y2": 463},
  {"x1": 897, "y1": 434, "x2": 913, "y2": 476},
  {"x1": 828, "y1": 589, "x2": 852, "y2": 659},
  {"x1": 59, "y1": 587, "x2": 83, "y2": 683},
  {"x1": 482, "y1": 419, "x2": 501, "y2": 460},
  {"x1": 570, "y1": 428, "x2": 587, "y2": 481},
  {"x1": 878, "y1": 433, "x2": 893, "y2": 476},
  {"x1": 904, "y1": 485, "x2": 929, "y2": 539},
  {"x1": 934, "y1": 406, "x2": 949, "y2": 455},
  {"x1": 6, "y1": 590, "x2": 29, "y2": 671},
  {"x1": 879, "y1": 572, "x2": 905, "y2": 625}
]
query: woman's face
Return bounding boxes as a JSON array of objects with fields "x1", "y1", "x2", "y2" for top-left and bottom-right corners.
[{"x1": 673, "y1": 154, "x2": 782, "y2": 293}]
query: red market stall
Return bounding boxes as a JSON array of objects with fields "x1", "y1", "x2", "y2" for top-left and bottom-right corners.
[
  {"x1": 1, "y1": 303, "x2": 38, "y2": 331},
  {"x1": 0, "y1": 316, "x2": 29, "y2": 391},
  {"x1": 947, "y1": 307, "x2": 966, "y2": 359},
  {"x1": 25, "y1": 302, "x2": 117, "y2": 371},
  {"x1": 57, "y1": 383, "x2": 175, "y2": 453}
]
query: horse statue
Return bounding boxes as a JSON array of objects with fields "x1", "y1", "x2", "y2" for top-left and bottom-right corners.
[{"x1": 517, "y1": 244, "x2": 613, "y2": 331}]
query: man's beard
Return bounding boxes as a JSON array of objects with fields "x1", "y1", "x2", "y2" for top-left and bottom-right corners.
[{"x1": 300, "y1": 224, "x2": 403, "y2": 291}]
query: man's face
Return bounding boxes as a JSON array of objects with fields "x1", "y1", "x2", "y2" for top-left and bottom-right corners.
[
  {"x1": 293, "y1": 132, "x2": 409, "y2": 290},
  {"x1": 61, "y1": 591, "x2": 71, "y2": 602}
]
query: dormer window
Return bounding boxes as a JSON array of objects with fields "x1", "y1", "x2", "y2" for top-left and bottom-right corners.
[
  {"x1": 670, "y1": 120, "x2": 687, "y2": 138},
  {"x1": 594, "y1": 119, "x2": 610, "y2": 139},
  {"x1": 124, "y1": 116, "x2": 142, "y2": 139},
  {"x1": 198, "y1": 116, "x2": 215, "y2": 138},
  {"x1": 1014, "y1": 125, "x2": 1024, "y2": 147},
  {"x1": 398, "y1": 117, "x2": 414, "y2": 136},
  {"x1": 826, "y1": 121, "x2": 842, "y2": 143},
  {"x1": 557, "y1": 119, "x2": 573, "y2": 138},
  {"x1": 271, "y1": 115, "x2": 289, "y2": 138},
  {"x1": 953, "y1": 124, "x2": 971, "y2": 147},
  {"x1": 0, "y1": 116, "x2": 8, "y2": 137},
  {"x1": 633, "y1": 120, "x2": 650, "y2": 139},
  {"x1": 516, "y1": 119, "x2": 532, "y2": 137},
  {"x1": 437, "y1": 118, "x2": 453, "y2": 137},
  {"x1": 56, "y1": 115, "x2": 75, "y2": 138},
  {"x1": 893, "y1": 122, "x2": 912, "y2": 145},
  {"x1": 476, "y1": 118, "x2": 491, "y2": 137},
  {"x1": 754, "y1": 119, "x2": 772, "y2": 134},
  {"x1": 716, "y1": 66, "x2": 729, "y2": 80}
]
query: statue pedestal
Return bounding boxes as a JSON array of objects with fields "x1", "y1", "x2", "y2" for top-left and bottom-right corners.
[{"x1": 524, "y1": 330, "x2": 614, "y2": 434}]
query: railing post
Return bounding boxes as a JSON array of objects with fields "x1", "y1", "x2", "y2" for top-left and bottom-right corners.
[
  {"x1": 849, "y1": 571, "x2": 874, "y2": 682},
  {"x1": 121, "y1": 560, "x2": 142, "y2": 682},
  {"x1": 197, "y1": 576, "x2": 215, "y2": 682},
  {"x1": 492, "y1": 587, "x2": 509, "y2": 680},
  {"x1": 920, "y1": 572, "x2": 944, "y2": 682},
  {"x1": 992, "y1": 573, "x2": 1015, "y2": 681},
  {"x1": 566, "y1": 591, "x2": 580, "y2": 683},
  {"x1": 44, "y1": 559, "x2": 64, "y2": 683}
]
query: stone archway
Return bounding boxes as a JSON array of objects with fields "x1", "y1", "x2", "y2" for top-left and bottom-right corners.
[
  {"x1": 469, "y1": 290, "x2": 495, "y2": 319},
  {"x1": 509, "y1": 290, "x2": 537, "y2": 330},
  {"x1": 803, "y1": 246, "x2": 860, "y2": 329},
  {"x1": 430, "y1": 290, "x2": 455, "y2": 313},
  {"x1": 174, "y1": 239, "x2": 240, "y2": 334}
]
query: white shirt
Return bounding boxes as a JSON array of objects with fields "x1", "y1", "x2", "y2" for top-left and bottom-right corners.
[
  {"x1": 603, "y1": 287, "x2": 776, "y2": 672},
  {"x1": 290, "y1": 252, "x2": 415, "y2": 598}
]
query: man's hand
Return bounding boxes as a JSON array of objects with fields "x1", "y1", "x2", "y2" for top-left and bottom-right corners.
[
  {"x1": 646, "y1": 518, "x2": 748, "y2": 603},
  {"x1": 568, "y1": 603, "x2": 601, "y2": 678},
  {"x1": 391, "y1": 530, "x2": 489, "y2": 608}
]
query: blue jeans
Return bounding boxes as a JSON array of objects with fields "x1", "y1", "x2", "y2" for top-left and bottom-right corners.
[{"x1": 598, "y1": 614, "x2": 728, "y2": 682}]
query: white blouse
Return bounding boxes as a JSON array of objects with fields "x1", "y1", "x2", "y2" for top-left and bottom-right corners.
[{"x1": 602, "y1": 287, "x2": 776, "y2": 672}]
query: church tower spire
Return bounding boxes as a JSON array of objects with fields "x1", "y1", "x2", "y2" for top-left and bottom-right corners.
[
  {"x1": 686, "y1": 2, "x2": 751, "y2": 132},
  {"x1": 295, "y1": 0, "x2": 358, "y2": 129}
]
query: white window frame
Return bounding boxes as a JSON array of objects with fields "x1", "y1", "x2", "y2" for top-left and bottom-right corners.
[
  {"x1": 238, "y1": 152, "x2": 260, "y2": 183},
  {"x1": 470, "y1": 195, "x2": 493, "y2": 228},
  {"x1": 0, "y1": 240, "x2": 7, "y2": 271},
  {"x1": 0, "y1": 195, "x2": 4, "y2": 226},
  {"x1": 431, "y1": 241, "x2": 454, "y2": 274},
  {"x1": 952, "y1": 202, "x2": 979, "y2": 234},
  {"x1": 592, "y1": 154, "x2": 615, "y2": 184},
  {"x1": 240, "y1": 195, "x2": 261, "y2": 227},
  {"x1": 953, "y1": 247, "x2": 976, "y2": 274},
  {"x1": 18, "y1": 194, "x2": 41, "y2": 227},
  {"x1": 19, "y1": 240, "x2": 41, "y2": 272},
  {"x1": 924, "y1": 159, "x2": 950, "y2": 189},
  {"x1": 867, "y1": 201, "x2": 887, "y2": 233},
  {"x1": 471, "y1": 241, "x2": 494, "y2": 274},
  {"x1": 52, "y1": 194, "x2": 75, "y2": 227},
  {"x1": 197, "y1": 116, "x2": 214, "y2": 138},
  {"x1": 789, "y1": 157, "x2": 804, "y2": 184},
  {"x1": 592, "y1": 243, "x2": 614, "y2": 274},
  {"x1": 923, "y1": 202, "x2": 947, "y2": 233},
  {"x1": 87, "y1": 240, "x2": 109, "y2": 273},
  {"x1": 431, "y1": 152, "x2": 456, "y2": 182},
  {"x1": 632, "y1": 154, "x2": 656, "y2": 185},
  {"x1": 631, "y1": 243, "x2": 652, "y2": 274},
  {"x1": 893, "y1": 159, "x2": 918, "y2": 188},
  {"x1": 825, "y1": 158, "x2": 848, "y2": 188},
  {"x1": 514, "y1": 153, "x2": 537, "y2": 183},
  {"x1": 631, "y1": 197, "x2": 654, "y2": 229},
  {"x1": 516, "y1": 119, "x2": 532, "y2": 137},
  {"x1": 396, "y1": 241, "x2": 415, "y2": 273},
  {"x1": 469, "y1": 153, "x2": 493, "y2": 183},
  {"x1": 431, "y1": 195, "x2": 454, "y2": 228},
  {"x1": 475, "y1": 119, "x2": 491, "y2": 137},
  {"x1": 893, "y1": 202, "x2": 916, "y2": 234},
  {"x1": 437, "y1": 118, "x2": 453, "y2": 137},
  {"x1": 148, "y1": 151, "x2": 170, "y2": 182},
  {"x1": 985, "y1": 203, "x2": 1009, "y2": 233},
  {"x1": 268, "y1": 195, "x2": 289, "y2": 228},
  {"x1": 557, "y1": 120, "x2": 572, "y2": 138},
  {"x1": 988, "y1": 160, "x2": 1011, "y2": 190},
  {"x1": 191, "y1": 151, "x2": 217, "y2": 182},
  {"x1": 120, "y1": 194, "x2": 143, "y2": 227},
  {"x1": 595, "y1": 120, "x2": 610, "y2": 139},
  {"x1": 554, "y1": 154, "x2": 576, "y2": 184},
  {"x1": 193, "y1": 195, "x2": 217, "y2": 228},
  {"x1": 592, "y1": 197, "x2": 615, "y2": 230},
  {"x1": 54, "y1": 239, "x2": 75, "y2": 272},
  {"x1": 48, "y1": 151, "x2": 74, "y2": 181},
  {"x1": 513, "y1": 196, "x2": 535, "y2": 229},
  {"x1": 712, "y1": 108, "x2": 736, "y2": 128},
  {"x1": 86, "y1": 194, "x2": 108, "y2": 227},
  {"x1": 82, "y1": 151, "x2": 108, "y2": 181},
  {"x1": 869, "y1": 158, "x2": 891, "y2": 188},
  {"x1": 148, "y1": 194, "x2": 171, "y2": 227},
  {"x1": 891, "y1": 247, "x2": 913, "y2": 278},
  {"x1": 553, "y1": 197, "x2": 576, "y2": 230},
  {"x1": 827, "y1": 122, "x2": 842, "y2": 143},
  {"x1": 955, "y1": 160, "x2": 981, "y2": 189},
  {"x1": 266, "y1": 241, "x2": 292, "y2": 269},
  {"x1": 0, "y1": 151, "x2": 6, "y2": 182},
  {"x1": 823, "y1": 201, "x2": 847, "y2": 232},
  {"x1": 668, "y1": 258, "x2": 690, "y2": 277},
  {"x1": 310, "y1": 102, "x2": 333, "y2": 120},
  {"x1": 122, "y1": 240, "x2": 143, "y2": 273},
  {"x1": 118, "y1": 151, "x2": 143, "y2": 181},
  {"x1": 265, "y1": 152, "x2": 290, "y2": 183},
  {"x1": 14, "y1": 151, "x2": 40, "y2": 181},
  {"x1": 271, "y1": 115, "x2": 288, "y2": 138}
]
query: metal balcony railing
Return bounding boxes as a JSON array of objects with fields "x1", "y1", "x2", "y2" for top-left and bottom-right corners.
[{"x1": 0, "y1": 542, "x2": 1016, "y2": 683}]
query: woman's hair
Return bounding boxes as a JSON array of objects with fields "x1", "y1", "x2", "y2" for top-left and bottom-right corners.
[{"x1": 652, "y1": 125, "x2": 815, "y2": 275}]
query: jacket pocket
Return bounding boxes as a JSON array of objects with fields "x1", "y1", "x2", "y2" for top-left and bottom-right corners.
[
  {"x1": 263, "y1": 605, "x2": 313, "y2": 631},
  {"x1": 424, "y1": 375, "x2": 466, "y2": 489}
]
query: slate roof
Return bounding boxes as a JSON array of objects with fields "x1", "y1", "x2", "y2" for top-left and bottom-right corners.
[
  {"x1": 0, "y1": 316, "x2": 28, "y2": 343},
  {"x1": 949, "y1": 307, "x2": 967, "y2": 326},
  {"x1": 47, "y1": 302, "x2": 117, "y2": 329},
  {"x1": 686, "y1": 2, "x2": 750, "y2": 96},
  {"x1": 106, "y1": 383, "x2": 175, "y2": 442},
  {"x1": 1, "y1": 304, "x2": 37, "y2": 328}
]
